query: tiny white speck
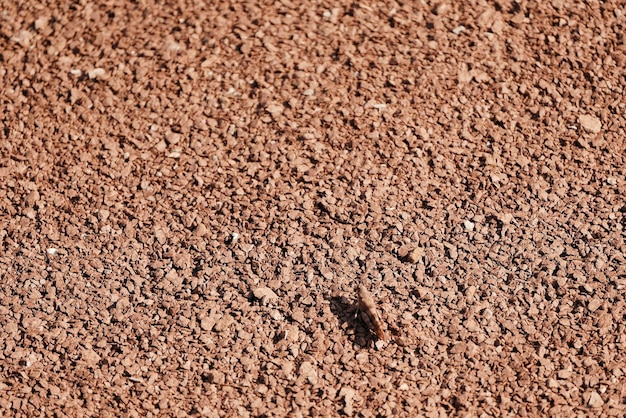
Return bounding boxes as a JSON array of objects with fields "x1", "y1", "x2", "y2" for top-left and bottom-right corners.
[{"x1": 47, "y1": 248, "x2": 58, "y2": 255}]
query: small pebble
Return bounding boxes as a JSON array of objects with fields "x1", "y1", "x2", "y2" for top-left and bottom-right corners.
[
  {"x1": 452, "y1": 25, "x2": 466, "y2": 35},
  {"x1": 587, "y1": 391, "x2": 604, "y2": 408},
  {"x1": 266, "y1": 104, "x2": 283, "y2": 115},
  {"x1": 407, "y1": 247, "x2": 424, "y2": 264},
  {"x1": 588, "y1": 298, "x2": 602, "y2": 312},
  {"x1": 499, "y1": 213, "x2": 514, "y2": 224},
  {"x1": 299, "y1": 361, "x2": 318, "y2": 384},
  {"x1": 339, "y1": 386, "x2": 356, "y2": 416},
  {"x1": 88, "y1": 68, "x2": 106, "y2": 80},
  {"x1": 463, "y1": 220, "x2": 475, "y2": 231},
  {"x1": 11, "y1": 30, "x2": 33, "y2": 47},
  {"x1": 579, "y1": 114, "x2": 601, "y2": 134},
  {"x1": 253, "y1": 287, "x2": 278, "y2": 304},
  {"x1": 483, "y1": 308, "x2": 493, "y2": 320}
]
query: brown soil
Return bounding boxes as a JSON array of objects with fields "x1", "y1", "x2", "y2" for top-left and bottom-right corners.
[{"x1": 1, "y1": 0, "x2": 625, "y2": 416}]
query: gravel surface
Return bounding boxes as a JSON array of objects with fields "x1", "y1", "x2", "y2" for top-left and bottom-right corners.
[{"x1": 1, "y1": 0, "x2": 625, "y2": 416}]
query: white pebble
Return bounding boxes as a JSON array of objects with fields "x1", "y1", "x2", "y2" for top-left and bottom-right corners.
[
  {"x1": 46, "y1": 248, "x2": 58, "y2": 255},
  {"x1": 88, "y1": 68, "x2": 106, "y2": 80},
  {"x1": 463, "y1": 220, "x2": 475, "y2": 231},
  {"x1": 452, "y1": 26, "x2": 466, "y2": 35}
]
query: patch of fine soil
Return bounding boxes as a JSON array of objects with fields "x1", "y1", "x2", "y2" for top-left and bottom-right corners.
[{"x1": 1, "y1": 0, "x2": 625, "y2": 416}]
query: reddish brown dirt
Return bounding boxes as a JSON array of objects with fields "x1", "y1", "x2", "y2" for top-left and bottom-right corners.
[{"x1": 1, "y1": 0, "x2": 626, "y2": 416}]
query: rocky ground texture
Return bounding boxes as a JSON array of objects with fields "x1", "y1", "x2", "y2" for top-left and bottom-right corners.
[{"x1": 1, "y1": 0, "x2": 625, "y2": 416}]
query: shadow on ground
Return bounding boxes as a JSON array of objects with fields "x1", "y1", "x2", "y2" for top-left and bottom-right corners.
[{"x1": 327, "y1": 294, "x2": 375, "y2": 350}]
